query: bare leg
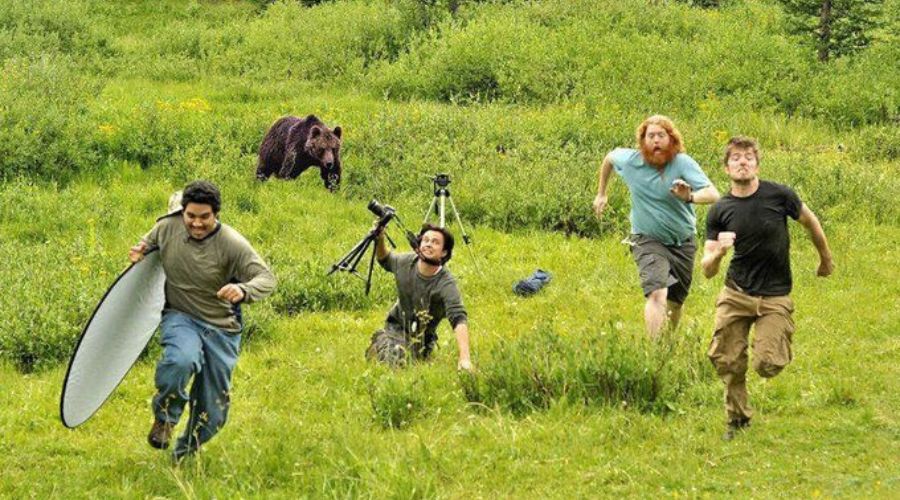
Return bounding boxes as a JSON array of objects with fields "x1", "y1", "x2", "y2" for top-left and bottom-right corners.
[
  {"x1": 666, "y1": 300, "x2": 683, "y2": 331},
  {"x1": 645, "y1": 288, "x2": 668, "y2": 339}
]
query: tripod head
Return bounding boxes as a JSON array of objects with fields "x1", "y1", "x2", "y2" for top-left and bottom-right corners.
[{"x1": 432, "y1": 173, "x2": 451, "y2": 196}]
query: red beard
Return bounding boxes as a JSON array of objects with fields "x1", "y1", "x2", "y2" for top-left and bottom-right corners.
[{"x1": 640, "y1": 143, "x2": 677, "y2": 168}]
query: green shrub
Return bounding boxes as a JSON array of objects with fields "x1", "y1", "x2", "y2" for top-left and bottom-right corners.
[
  {"x1": 0, "y1": 0, "x2": 113, "y2": 61},
  {"x1": 364, "y1": 364, "x2": 457, "y2": 430},
  {"x1": 218, "y1": 0, "x2": 418, "y2": 83},
  {"x1": 366, "y1": 370, "x2": 431, "y2": 429},
  {"x1": 798, "y1": 42, "x2": 900, "y2": 126},
  {"x1": 0, "y1": 57, "x2": 101, "y2": 182},
  {"x1": 460, "y1": 323, "x2": 708, "y2": 416}
]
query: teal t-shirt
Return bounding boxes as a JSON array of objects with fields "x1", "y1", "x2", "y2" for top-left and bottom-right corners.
[{"x1": 610, "y1": 148, "x2": 711, "y2": 246}]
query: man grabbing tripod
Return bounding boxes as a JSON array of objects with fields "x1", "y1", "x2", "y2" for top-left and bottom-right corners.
[{"x1": 366, "y1": 223, "x2": 473, "y2": 371}]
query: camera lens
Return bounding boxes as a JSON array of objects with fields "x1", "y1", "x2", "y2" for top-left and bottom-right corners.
[{"x1": 367, "y1": 199, "x2": 386, "y2": 217}]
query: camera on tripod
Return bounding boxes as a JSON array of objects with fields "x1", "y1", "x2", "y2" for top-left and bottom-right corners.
[
  {"x1": 432, "y1": 173, "x2": 451, "y2": 191},
  {"x1": 329, "y1": 198, "x2": 416, "y2": 294},
  {"x1": 367, "y1": 199, "x2": 396, "y2": 227}
]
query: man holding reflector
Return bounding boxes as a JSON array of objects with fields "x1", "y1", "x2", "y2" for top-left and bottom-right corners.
[{"x1": 129, "y1": 180, "x2": 276, "y2": 461}]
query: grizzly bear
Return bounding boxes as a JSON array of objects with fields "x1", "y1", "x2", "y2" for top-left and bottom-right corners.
[{"x1": 255, "y1": 115, "x2": 343, "y2": 191}]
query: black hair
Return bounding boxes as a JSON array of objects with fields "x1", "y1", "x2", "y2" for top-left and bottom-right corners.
[
  {"x1": 181, "y1": 180, "x2": 222, "y2": 213},
  {"x1": 418, "y1": 224, "x2": 455, "y2": 264}
]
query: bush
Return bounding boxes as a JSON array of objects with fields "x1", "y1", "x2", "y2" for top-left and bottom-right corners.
[
  {"x1": 0, "y1": 57, "x2": 101, "y2": 182},
  {"x1": 0, "y1": 182, "x2": 123, "y2": 371},
  {"x1": 0, "y1": 0, "x2": 113, "y2": 61},
  {"x1": 364, "y1": 363, "x2": 457, "y2": 430},
  {"x1": 460, "y1": 323, "x2": 708, "y2": 416},
  {"x1": 366, "y1": 370, "x2": 431, "y2": 429},
  {"x1": 798, "y1": 42, "x2": 900, "y2": 126},
  {"x1": 217, "y1": 0, "x2": 420, "y2": 83}
]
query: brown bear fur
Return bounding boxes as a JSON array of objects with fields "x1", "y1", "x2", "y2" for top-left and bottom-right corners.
[{"x1": 256, "y1": 115, "x2": 343, "y2": 191}]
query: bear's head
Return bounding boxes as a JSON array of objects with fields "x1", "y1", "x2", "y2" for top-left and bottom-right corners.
[{"x1": 305, "y1": 125, "x2": 343, "y2": 191}]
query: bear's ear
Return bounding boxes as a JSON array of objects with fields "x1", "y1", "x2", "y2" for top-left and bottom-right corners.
[
  {"x1": 310, "y1": 125, "x2": 322, "y2": 139},
  {"x1": 333, "y1": 126, "x2": 342, "y2": 139}
]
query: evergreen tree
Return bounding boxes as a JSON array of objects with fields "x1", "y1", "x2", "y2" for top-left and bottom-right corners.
[{"x1": 778, "y1": 0, "x2": 885, "y2": 61}]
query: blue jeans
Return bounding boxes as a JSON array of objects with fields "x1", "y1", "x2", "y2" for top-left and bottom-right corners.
[{"x1": 153, "y1": 310, "x2": 241, "y2": 459}]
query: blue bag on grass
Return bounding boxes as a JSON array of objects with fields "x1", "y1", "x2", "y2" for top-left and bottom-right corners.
[{"x1": 513, "y1": 269, "x2": 552, "y2": 297}]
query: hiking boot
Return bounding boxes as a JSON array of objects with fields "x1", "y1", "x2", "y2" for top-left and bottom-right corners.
[
  {"x1": 148, "y1": 420, "x2": 175, "y2": 449},
  {"x1": 722, "y1": 417, "x2": 751, "y2": 441}
]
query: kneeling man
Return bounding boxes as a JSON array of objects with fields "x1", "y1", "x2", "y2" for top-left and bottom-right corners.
[{"x1": 367, "y1": 224, "x2": 473, "y2": 371}]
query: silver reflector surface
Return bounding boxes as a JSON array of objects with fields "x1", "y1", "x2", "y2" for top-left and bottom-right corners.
[{"x1": 61, "y1": 250, "x2": 166, "y2": 428}]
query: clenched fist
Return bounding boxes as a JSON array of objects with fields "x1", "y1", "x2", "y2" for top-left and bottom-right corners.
[{"x1": 217, "y1": 284, "x2": 245, "y2": 304}]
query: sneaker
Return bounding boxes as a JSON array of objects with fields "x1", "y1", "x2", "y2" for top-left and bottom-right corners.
[
  {"x1": 722, "y1": 417, "x2": 751, "y2": 441},
  {"x1": 148, "y1": 420, "x2": 174, "y2": 449}
]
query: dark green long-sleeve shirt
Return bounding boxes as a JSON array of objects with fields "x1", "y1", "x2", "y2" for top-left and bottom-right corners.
[
  {"x1": 378, "y1": 252, "x2": 467, "y2": 338},
  {"x1": 142, "y1": 213, "x2": 276, "y2": 332}
]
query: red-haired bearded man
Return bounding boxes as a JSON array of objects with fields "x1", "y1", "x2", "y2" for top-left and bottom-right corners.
[{"x1": 593, "y1": 115, "x2": 720, "y2": 338}]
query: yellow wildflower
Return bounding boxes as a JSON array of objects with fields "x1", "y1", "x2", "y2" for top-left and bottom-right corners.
[{"x1": 179, "y1": 97, "x2": 211, "y2": 112}]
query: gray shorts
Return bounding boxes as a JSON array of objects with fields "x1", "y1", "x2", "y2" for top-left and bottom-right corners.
[{"x1": 629, "y1": 234, "x2": 696, "y2": 304}]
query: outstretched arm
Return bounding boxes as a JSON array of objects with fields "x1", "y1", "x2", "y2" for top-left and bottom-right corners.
[
  {"x1": 454, "y1": 322, "x2": 472, "y2": 371},
  {"x1": 796, "y1": 203, "x2": 834, "y2": 277},
  {"x1": 690, "y1": 184, "x2": 720, "y2": 205},
  {"x1": 592, "y1": 153, "x2": 615, "y2": 218}
]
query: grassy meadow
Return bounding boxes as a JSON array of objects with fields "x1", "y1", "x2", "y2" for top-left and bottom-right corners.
[{"x1": 1, "y1": 0, "x2": 898, "y2": 497}]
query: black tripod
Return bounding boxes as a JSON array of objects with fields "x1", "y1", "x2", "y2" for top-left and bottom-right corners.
[
  {"x1": 422, "y1": 173, "x2": 480, "y2": 272},
  {"x1": 328, "y1": 200, "x2": 416, "y2": 295}
]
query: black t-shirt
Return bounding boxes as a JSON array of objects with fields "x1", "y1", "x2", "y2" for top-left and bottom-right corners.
[{"x1": 706, "y1": 180, "x2": 802, "y2": 296}]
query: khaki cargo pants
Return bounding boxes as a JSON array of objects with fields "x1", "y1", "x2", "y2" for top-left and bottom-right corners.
[{"x1": 707, "y1": 287, "x2": 795, "y2": 421}]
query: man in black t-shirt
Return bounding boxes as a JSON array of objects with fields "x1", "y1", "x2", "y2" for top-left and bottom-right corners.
[{"x1": 701, "y1": 136, "x2": 834, "y2": 441}]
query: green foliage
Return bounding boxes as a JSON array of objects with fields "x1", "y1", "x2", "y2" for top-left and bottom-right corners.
[
  {"x1": 0, "y1": 57, "x2": 101, "y2": 182},
  {"x1": 269, "y1": 259, "x2": 384, "y2": 314},
  {"x1": 0, "y1": 171, "x2": 899, "y2": 496},
  {"x1": 217, "y1": 0, "x2": 423, "y2": 82},
  {"x1": 0, "y1": 0, "x2": 898, "y2": 365},
  {"x1": 0, "y1": 1, "x2": 898, "y2": 497},
  {"x1": 460, "y1": 323, "x2": 708, "y2": 415},
  {"x1": 795, "y1": 41, "x2": 899, "y2": 124},
  {"x1": 365, "y1": 367, "x2": 439, "y2": 429},
  {"x1": 677, "y1": 0, "x2": 724, "y2": 7},
  {"x1": 778, "y1": 0, "x2": 886, "y2": 60},
  {"x1": 0, "y1": 181, "x2": 128, "y2": 371},
  {"x1": 0, "y1": 0, "x2": 113, "y2": 60}
]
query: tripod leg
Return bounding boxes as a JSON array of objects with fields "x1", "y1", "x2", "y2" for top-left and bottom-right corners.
[
  {"x1": 365, "y1": 243, "x2": 377, "y2": 295},
  {"x1": 423, "y1": 197, "x2": 437, "y2": 225},
  {"x1": 328, "y1": 232, "x2": 374, "y2": 277},
  {"x1": 447, "y1": 196, "x2": 483, "y2": 274},
  {"x1": 348, "y1": 236, "x2": 376, "y2": 273}
]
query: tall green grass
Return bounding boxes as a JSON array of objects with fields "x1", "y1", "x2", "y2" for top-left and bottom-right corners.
[
  {"x1": 2, "y1": 0, "x2": 898, "y2": 371},
  {"x1": 1, "y1": 1, "x2": 898, "y2": 496}
]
